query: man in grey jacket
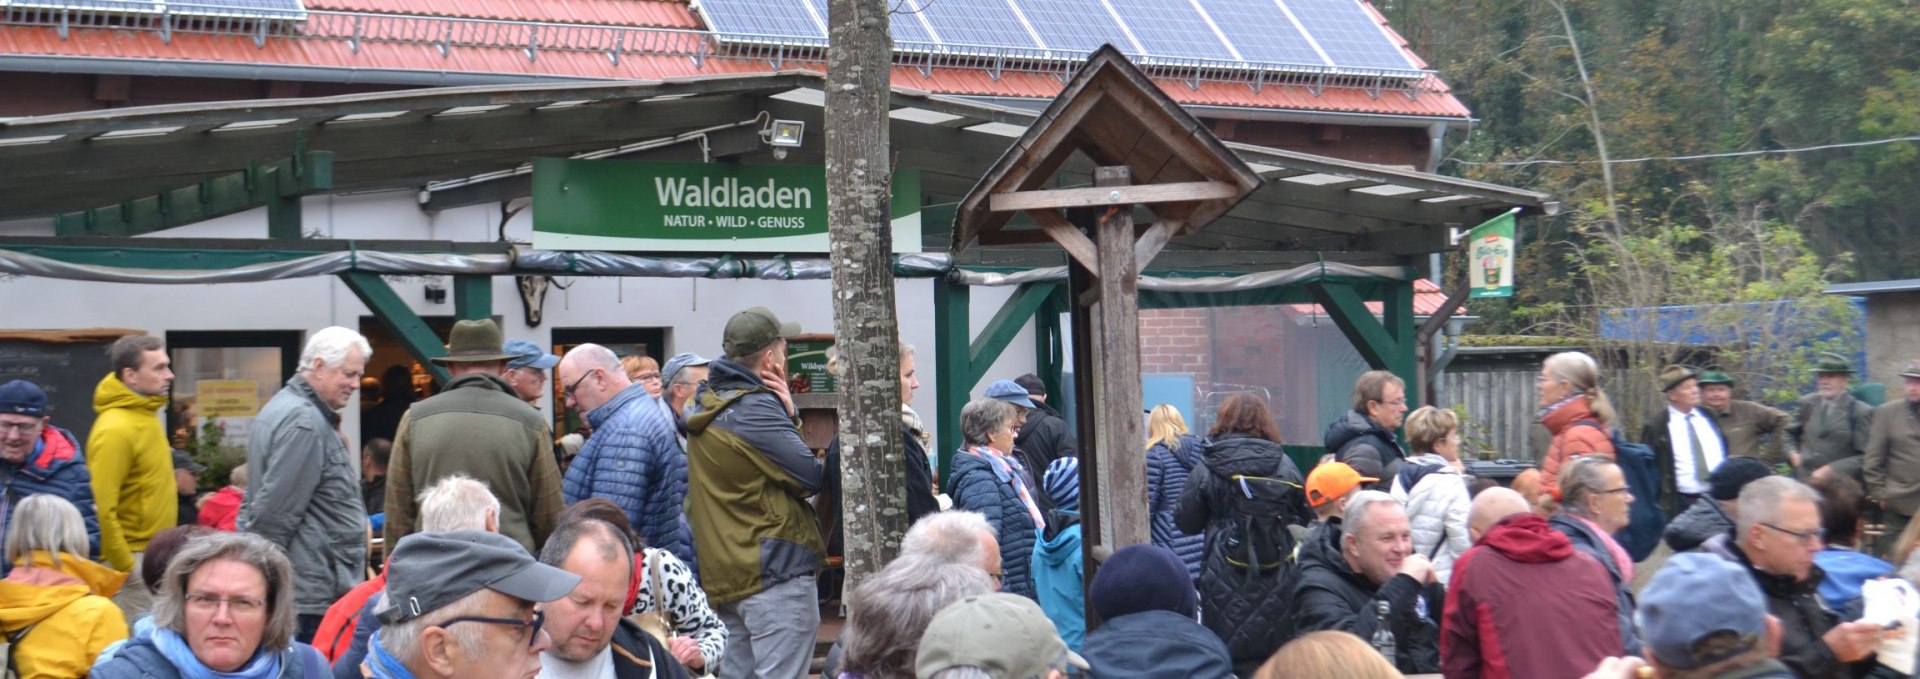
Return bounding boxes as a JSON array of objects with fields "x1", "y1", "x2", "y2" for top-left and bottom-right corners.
[{"x1": 239, "y1": 326, "x2": 371, "y2": 643}]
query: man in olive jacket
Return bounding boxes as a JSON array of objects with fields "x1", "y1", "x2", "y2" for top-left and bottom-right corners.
[
  {"x1": 685, "y1": 306, "x2": 823, "y2": 679},
  {"x1": 1787, "y1": 353, "x2": 1873, "y2": 481},
  {"x1": 383, "y1": 319, "x2": 563, "y2": 554},
  {"x1": 1865, "y1": 360, "x2": 1920, "y2": 555},
  {"x1": 240, "y1": 326, "x2": 372, "y2": 642}
]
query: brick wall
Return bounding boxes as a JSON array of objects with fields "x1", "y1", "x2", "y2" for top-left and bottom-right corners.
[{"x1": 1140, "y1": 306, "x2": 1296, "y2": 426}]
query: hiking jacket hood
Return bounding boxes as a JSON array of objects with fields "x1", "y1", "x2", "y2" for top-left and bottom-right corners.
[
  {"x1": 1081, "y1": 610, "x2": 1234, "y2": 679},
  {"x1": 0, "y1": 551, "x2": 130, "y2": 677},
  {"x1": 1664, "y1": 496, "x2": 1735, "y2": 553},
  {"x1": 1442, "y1": 514, "x2": 1622, "y2": 679},
  {"x1": 1325, "y1": 409, "x2": 1404, "y2": 488},
  {"x1": 87, "y1": 373, "x2": 174, "y2": 571},
  {"x1": 1032, "y1": 518, "x2": 1084, "y2": 650},
  {"x1": 684, "y1": 358, "x2": 824, "y2": 603},
  {"x1": 2, "y1": 424, "x2": 101, "y2": 563}
]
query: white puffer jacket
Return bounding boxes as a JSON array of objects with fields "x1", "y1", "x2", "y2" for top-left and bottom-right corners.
[{"x1": 1389, "y1": 453, "x2": 1472, "y2": 585}]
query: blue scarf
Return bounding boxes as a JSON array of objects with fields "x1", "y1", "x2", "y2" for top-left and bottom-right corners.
[
  {"x1": 152, "y1": 627, "x2": 284, "y2": 679},
  {"x1": 366, "y1": 631, "x2": 417, "y2": 679}
]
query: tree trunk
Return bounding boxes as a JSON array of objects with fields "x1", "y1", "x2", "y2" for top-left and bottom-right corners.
[{"x1": 826, "y1": 0, "x2": 905, "y2": 593}]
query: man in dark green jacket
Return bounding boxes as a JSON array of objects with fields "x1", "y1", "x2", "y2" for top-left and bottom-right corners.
[
  {"x1": 685, "y1": 306, "x2": 823, "y2": 679},
  {"x1": 382, "y1": 319, "x2": 563, "y2": 554},
  {"x1": 1786, "y1": 353, "x2": 1873, "y2": 482}
]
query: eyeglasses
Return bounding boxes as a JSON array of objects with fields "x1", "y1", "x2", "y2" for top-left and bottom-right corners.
[
  {"x1": 1598, "y1": 486, "x2": 1633, "y2": 496},
  {"x1": 564, "y1": 368, "x2": 601, "y2": 402},
  {"x1": 1374, "y1": 398, "x2": 1407, "y2": 407},
  {"x1": 0, "y1": 421, "x2": 41, "y2": 434},
  {"x1": 440, "y1": 610, "x2": 545, "y2": 648},
  {"x1": 185, "y1": 594, "x2": 267, "y2": 615},
  {"x1": 1761, "y1": 523, "x2": 1825, "y2": 547}
]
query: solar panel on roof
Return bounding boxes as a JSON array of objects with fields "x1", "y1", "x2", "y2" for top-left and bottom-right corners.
[
  {"x1": 695, "y1": 0, "x2": 823, "y2": 40},
  {"x1": 4, "y1": 0, "x2": 161, "y2": 13},
  {"x1": 1195, "y1": 0, "x2": 1325, "y2": 67},
  {"x1": 1018, "y1": 0, "x2": 1137, "y2": 53},
  {"x1": 1104, "y1": 0, "x2": 1235, "y2": 61},
  {"x1": 167, "y1": 0, "x2": 304, "y2": 20},
  {"x1": 1278, "y1": 0, "x2": 1413, "y2": 71},
  {"x1": 909, "y1": 0, "x2": 1040, "y2": 49}
]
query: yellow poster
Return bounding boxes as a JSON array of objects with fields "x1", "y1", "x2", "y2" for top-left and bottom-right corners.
[{"x1": 198, "y1": 380, "x2": 260, "y2": 418}]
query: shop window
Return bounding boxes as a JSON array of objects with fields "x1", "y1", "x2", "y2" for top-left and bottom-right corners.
[{"x1": 165, "y1": 330, "x2": 302, "y2": 472}]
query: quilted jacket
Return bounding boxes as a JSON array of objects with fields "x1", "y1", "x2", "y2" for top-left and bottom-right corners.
[
  {"x1": 946, "y1": 447, "x2": 1039, "y2": 598},
  {"x1": 1662, "y1": 495, "x2": 1734, "y2": 553},
  {"x1": 1324, "y1": 410, "x2": 1405, "y2": 490},
  {"x1": 1389, "y1": 453, "x2": 1471, "y2": 584},
  {"x1": 1, "y1": 425, "x2": 100, "y2": 564},
  {"x1": 1174, "y1": 433, "x2": 1310, "y2": 674},
  {"x1": 565, "y1": 382, "x2": 696, "y2": 570},
  {"x1": 1146, "y1": 433, "x2": 1206, "y2": 582}
]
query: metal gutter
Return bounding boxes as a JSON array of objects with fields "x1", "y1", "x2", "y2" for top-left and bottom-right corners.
[
  {"x1": 0, "y1": 55, "x2": 606, "y2": 87},
  {"x1": 949, "y1": 95, "x2": 1474, "y2": 130}
]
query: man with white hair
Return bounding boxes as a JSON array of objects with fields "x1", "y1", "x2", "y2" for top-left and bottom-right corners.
[
  {"x1": 902, "y1": 510, "x2": 1002, "y2": 582},
  {"x1": 385, "y1": 319, "x2": 563, "y2": 554},
  {"x1": 369, "y1": 531, "x2": 577, "y2": 679},
  {"x1": 241, "y1": 325, "x2": 372, "y2": 643},
  {"x1": 1708, "y1": 476, "x2": 1884, "y2": 679},
  {"x1": 321, "y1": 474, "x2": 502, "y2": 677},
  {"x1": 1292, "y1": 490, "x2": 1444, "y2": 674}
]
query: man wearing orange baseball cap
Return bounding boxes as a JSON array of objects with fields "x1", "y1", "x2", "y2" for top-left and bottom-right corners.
[{"x1": 1306, "y1": 461, "x2": 1378, "y2": 523}]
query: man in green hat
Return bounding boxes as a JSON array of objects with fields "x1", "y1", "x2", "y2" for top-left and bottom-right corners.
[
  {"x1": 1642, "y1": 364, "x2": 1730, "y2": 516},
  {"x1": 1785, "y1": 352, "x2": 1874, "y2": 482},
  {"x1": 1865, "y1": 359, "x2": 1920, "y2": 555},
  {"x1": 384, "y1": 318, "x2": 563, "y2": 554},
  {"x1": 1697, "y1": 366, "x2": 1792, "y2": 465}
]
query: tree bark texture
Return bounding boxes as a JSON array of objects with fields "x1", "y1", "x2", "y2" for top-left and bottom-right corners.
[{"x1": 826, "y1": 0, "x2": 905, "y2": 593}]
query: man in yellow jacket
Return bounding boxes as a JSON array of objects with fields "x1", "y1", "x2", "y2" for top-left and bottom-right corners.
[{"x1": 85, "y1": 335, "x2": 175, "y2": 618}]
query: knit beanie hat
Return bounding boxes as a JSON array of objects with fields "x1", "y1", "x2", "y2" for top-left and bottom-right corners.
[
  {"x1": 1044, "y1": 457, "x2": 1080, "y2": 512},
  {"x1": 1709, "y1": 457, "x2": 1774, "y2": 501},
  {"x1": 1089, "y1": 544, "x2": 1196, "y2": 620}
]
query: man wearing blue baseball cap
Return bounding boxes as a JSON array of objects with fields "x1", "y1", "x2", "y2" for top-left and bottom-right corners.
[
  {"x1": 1637, "y1": 552, "x2": 1791, "y2": 678},
  {"x1": 0, "y1": 379, "x2": 101, "y2": 565},
  {"x1": 501, "y1": 339, "x2": 560, "y2": 407}
]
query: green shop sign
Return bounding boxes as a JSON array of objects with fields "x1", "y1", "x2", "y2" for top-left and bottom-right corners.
[{"x1": 531, "y1": 158, "x2": 922, "y2": 253}]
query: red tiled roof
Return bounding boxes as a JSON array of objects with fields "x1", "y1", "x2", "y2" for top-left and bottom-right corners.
[
  {"x1": 0, "y1": 0, "x2": 1471, "y2": 118},
  {"x1": 1286, "y1": 278, "x2": 1466, "y2": 317}
]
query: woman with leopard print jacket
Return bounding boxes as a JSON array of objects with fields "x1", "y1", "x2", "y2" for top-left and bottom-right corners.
[{"x1": 631, "y1": 545, "x2": 729, "y2": 672}]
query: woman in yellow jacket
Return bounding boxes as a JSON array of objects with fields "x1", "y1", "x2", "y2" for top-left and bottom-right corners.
[{"x1": 0, "y1": 494, "x2": 129, "y2": 678}]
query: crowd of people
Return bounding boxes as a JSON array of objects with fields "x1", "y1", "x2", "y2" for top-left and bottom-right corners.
[{"x1": 1, "y1": 308, "x2": 1918, "y2": 679}]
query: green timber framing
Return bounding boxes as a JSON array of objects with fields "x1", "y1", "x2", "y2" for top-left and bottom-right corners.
[{"x1": 931, "y1": 270, "x2": 1418, "y2": 475}]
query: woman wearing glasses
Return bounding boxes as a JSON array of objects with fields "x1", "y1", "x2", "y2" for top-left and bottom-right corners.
[
  {"x1": 1547, "y1": 455, "x2": 1643, "y2": 657},
  {"x1": 92, "y1": 531, "x2": 330, "y2": 679},
  {"x1": 0, "y1": 494, "x2": 128, "y2": 677}
]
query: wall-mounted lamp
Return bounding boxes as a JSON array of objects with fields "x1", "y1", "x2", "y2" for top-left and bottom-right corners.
[
  {"x1": 766, "y1": 119, "x2": 804, "y2": 159},
  {"x1": 424, "y1": 281, "x2": 447, "y2": 304}
]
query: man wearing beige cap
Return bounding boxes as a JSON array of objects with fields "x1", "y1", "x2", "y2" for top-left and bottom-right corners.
[
  {"x1": 1865, "y1": 359, "x2": 1920, "y2": 554},
  {"x1": 915, "y1": 593, "x2": 1090, "y2": 679},
  {"x1": 385, "y1": 319, "x2": 563, "y2": 554},
  {"x1": 685, "y1": 306, "x2": 823, "y2": 679}
]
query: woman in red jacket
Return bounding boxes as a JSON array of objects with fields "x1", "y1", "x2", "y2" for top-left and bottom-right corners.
[
  {"x1": 195, "y1": 464, "x2": 245, "y2": 531},
  {"x1": 1538, "y1": 351, "x2": 1617, "y2": 496}
]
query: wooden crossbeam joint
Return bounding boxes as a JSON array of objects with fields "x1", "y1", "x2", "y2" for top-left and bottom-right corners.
[{"x1": 989, "y1": 181, "x2": 1238, "y2": 212}]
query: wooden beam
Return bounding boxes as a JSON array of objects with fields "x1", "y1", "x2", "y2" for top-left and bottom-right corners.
[
  {"x1": 990, "y1": 181, "x2": 1236, "y2": 212},
  {"x1": 1028, "y1": 209, "x2": 1102, "y2": 273},
  {"x1": 1307, "y1": 280, "x2": 1399, "y2": 371},
  {"x1": 338, "y1": 272, "x2": 451, "y2": 385},
  {"x1": 967, "y1": 282, "x2": 1061, "y2": 383},
  {"x1": 453, "y1": 275, "x2": 493, "y2": 321},
  {"x1": 1085, "y1": 164, "x2": 1149, "y2": 559},
  {"x1": 53, "y1": 151, "x2": 333, "y2": 238},
  {"x1": 1133, "y1": 218, "x2": 1177, "y2": 271}
]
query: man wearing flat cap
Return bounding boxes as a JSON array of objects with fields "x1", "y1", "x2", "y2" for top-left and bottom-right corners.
[
  {"x1": 1696, "y1": 366, "x2": 1793, "y2": 465},
  {"x1": 367, "y1": 530, "x2": 579, "y2": 679},
  {"x1": 1642, "y1": 365, "x2": 1730, "y2": 516},
  {"x1": 685, "y1": 306, "x2": 824, "y2": 679},
  {"x1": 1865, "y1": 359, "x2": 1920, "y2": 555},
  {"x1": 385, "y1": 319, "x2": 564, "y2": 554},
  {"x1": 1786, "y1": 352, "x2": 1874, "y2": 482}
]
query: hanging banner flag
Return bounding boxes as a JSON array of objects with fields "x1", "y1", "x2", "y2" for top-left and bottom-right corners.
[{"x1": 1466, "y1": 208, "x2": 1519, "y2": 299}]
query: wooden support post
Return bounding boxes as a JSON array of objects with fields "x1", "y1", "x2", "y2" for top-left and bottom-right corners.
[
  {"x1": 932, "y1": 277, "x2": 972, "y2": 482},
  {"x1": 453, "y1": 275, "x2": 493, "y2": 321},
  {"x1": 1381, "y1": 278, "x2": 1419, "y2": 408},
  {"x1": 1088, "y1": 166, "x2": 1149, "y2": 555}
]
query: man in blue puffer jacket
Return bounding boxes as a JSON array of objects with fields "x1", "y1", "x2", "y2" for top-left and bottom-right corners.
[
  {"x1": 0, "y1": 379, "x2": 101, "y2": 566},
  {"x1": 559, "y1": 345, "x2": 696, "y2": 570}
]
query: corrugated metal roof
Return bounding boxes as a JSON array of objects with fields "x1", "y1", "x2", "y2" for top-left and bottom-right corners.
[
  {"x1": 1827, "y1": 279, "x2": 1920, "y2": 296},
  {"x1": 0, "y1": 0, "x2": 1473, "y2": 119}
]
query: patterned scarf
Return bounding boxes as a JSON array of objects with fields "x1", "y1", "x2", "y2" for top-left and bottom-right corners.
[{"x1": 962, "y1": 445, "x2": 1045, "y2": 529}]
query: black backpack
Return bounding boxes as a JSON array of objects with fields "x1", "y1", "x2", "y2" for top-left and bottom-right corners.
[{"x1": 1220, "y1": 473, "x2": 1306, "y2": 575}]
